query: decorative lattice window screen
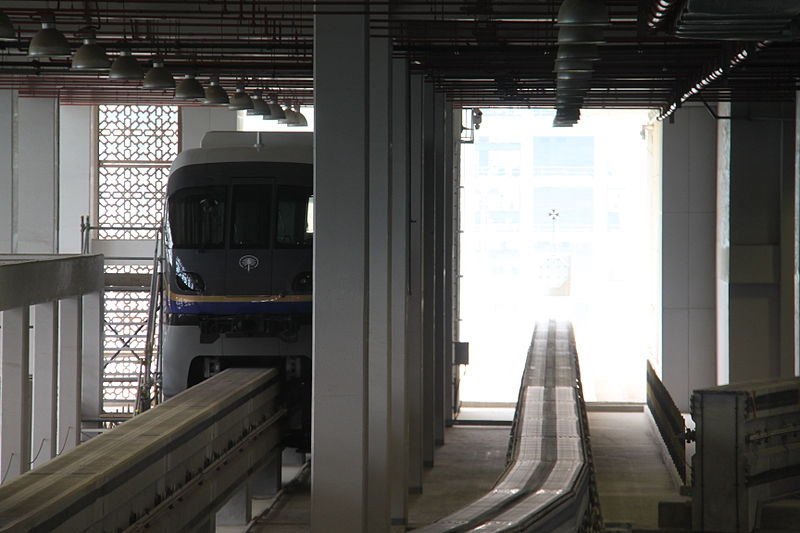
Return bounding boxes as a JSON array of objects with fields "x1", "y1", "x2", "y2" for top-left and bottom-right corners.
[{"x1": 97, "y1": 105, "x2": 179, "y2": 239}]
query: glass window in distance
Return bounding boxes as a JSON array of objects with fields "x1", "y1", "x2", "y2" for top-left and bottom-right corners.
[
  {"x1": 276, "y1": 186, "x2": 313, "y2": 248},
  {"x1": 168, "y1": 186, "x2": 226, "y2": 249},
  {"x1": 231, "y1": 184, "x2": 272, "y2": 249}
]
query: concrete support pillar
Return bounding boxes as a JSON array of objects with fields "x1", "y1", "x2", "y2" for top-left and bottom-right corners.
[
  {"x1": 717, "y1": 101, "x2": 797, "y2": 383},
  {"x1": 58, "y1": 105, "x2": 92, "y2": 253},
  {"x1": 312, "y1": 9, "x2": 370, "y2": 533},
  {"x1": 433, "y1": 92, "x2": 446, "y2": 447},
  {"x1": 389, "y1": 57, "x2": 410, "y2": 527},
  {"x1": 0, "y1": 307, "x2": 31, "y2": 483},
  {"x1": 0, "y1": 91, "x2": 13, "y2": 253},
  {"x1": 421, "y1": 80, "x2": 436, "y2": 467},
  {"x1": 81, "y1": 291, "x2": 103, "y2": 424},
  {"x1": 366, "y1": 35, "x2": 393, "y2": 533},
  {"x1": 444, "y1": 106, "x2": 457, "y2": 425},
  {"x1": 406, "y1": 73, "x2": 425, "y2": 492},
  {"x1": 251, "y1": 455, "x2": 282, "y2": 498},
  {"x1": 58, "y1": 296, "x2": 82, "y2": 453},
  {"x1": 17, "y1": 97, "x2": 58, "y2": 253},
  {"x1": 216, "y1": 483, "x2": 252, "y2": 526},
  {"x1": 31, "y1": 302, "x2": 58, "y2": 468},
  {"x1": 661, "y1": 106, "x2": 718, "y2": 410},
  {"x1": 450, "y1": 107, "x2": 463, "y2": 413}
]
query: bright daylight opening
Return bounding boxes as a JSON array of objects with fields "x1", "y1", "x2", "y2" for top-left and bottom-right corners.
[{"x1": 459, "y1": 108, "x2": 660, "y2": 404}]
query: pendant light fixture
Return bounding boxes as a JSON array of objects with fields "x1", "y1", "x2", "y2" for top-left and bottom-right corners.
[
  {"x1": 0, "y1": 11, "x2": 16, "y2": 42},
  {"x1": 174, "y1": 74, "x2": 205, "y2": 100},
  {"x1": 228, "y1": 84, "x2": 254, "y2": 110},
  {"x1": 109, "y1": 49, "x2": 143, "y2": 80},
  {"x1": 280, "y1": 106, "x2": 298, "y2": 125},
  {"x1": 143, "y1": 59, "x2": 175, "y2": 89},
  {"x1": 265, "y1": 97, "x2": 285, "y2": 120},
  {"x1": 71, "y1": 33, "x2": 110, "y2": 71},
  {"x1": 28, "y1": 18, "x2": 71, "y2": 57},
  {"x1": 203, "y1": 76, "x2": 229, "y2": 105},
  {"x1": 247, "y1": 90, "x2": 269, "y2": 116},
  {"x1": 288, "y1": 106, "x2": 308, "y2": 127}
]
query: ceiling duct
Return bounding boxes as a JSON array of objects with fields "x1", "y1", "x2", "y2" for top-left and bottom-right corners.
[{"x1": 671, "y1": 0, "x2": 800, "y2": 40}]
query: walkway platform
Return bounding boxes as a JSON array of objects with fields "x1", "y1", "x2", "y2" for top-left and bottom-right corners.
[{"x1": 248, "y1": 407, "x2": 683, "y2": 533}]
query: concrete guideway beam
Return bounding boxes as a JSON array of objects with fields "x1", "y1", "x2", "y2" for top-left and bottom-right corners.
[{"x1": 0, "y1": 368, "x2": 283, "y2": 533}]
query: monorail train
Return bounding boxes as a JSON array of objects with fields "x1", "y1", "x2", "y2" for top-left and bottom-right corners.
[{"x1": 161, "y1": 131, "x2": 313, "y2": 448}]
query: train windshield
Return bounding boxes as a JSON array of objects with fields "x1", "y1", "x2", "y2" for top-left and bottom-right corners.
[
  {"x1": 169, "y1": 186, "x2": 226, "y2": 248},
  {"x1": 276, "y1": 186, "x2": 313, "y2": 248},
  {"x1": 231, "y1": 184, "x2": 272, "y2": 248}
]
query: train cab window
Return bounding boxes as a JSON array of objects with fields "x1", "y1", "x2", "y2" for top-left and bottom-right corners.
[
  {"x1": 169, "y1": 186, "x2": 226, "y2": 248},
  {"x1": 231, "y1": 184, "x2": 272, "y2": 248},
  {"x1": 276, "y1": 186, "x2": 313, "y2": 248}
]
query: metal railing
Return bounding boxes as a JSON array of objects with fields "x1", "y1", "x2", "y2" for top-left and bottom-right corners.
[
  {"x1": 646, "y1": 360, "x2": 687, "y2": 484},
  {"x1": 80, "y1": 217, "x2": 165, "y2": 415}
]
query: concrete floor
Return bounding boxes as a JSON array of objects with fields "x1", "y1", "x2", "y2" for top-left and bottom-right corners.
[
  {"x1": 589, "y1": 410, "x2": 686, "y2": 531},
  {"x1": 245, "y1": 408, "x2": 682, "y2": 532},
  {"x1": 250, "y1": 416, "x2": 511, "y2": 532}
]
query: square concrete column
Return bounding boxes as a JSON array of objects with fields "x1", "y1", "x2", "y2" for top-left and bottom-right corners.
[
  {"x1": 17, "y1": 97, "x2": 58, "y2": 253},
  {"x1": 31, "y1": 302, "x2": 58, "y2": 468},
  {"x1": 366, "y1": 34, "x2": 393, "y2": 533},
  {"x1": 443, "y1": 105, "x2": 457, "y2": 426},
  {"x1": 661, "y1": 105, "x2": 717, "y2": 410},
  {"x1": 216, "y1": 482, "x2": 252, "y2": 526},
  {"x1": 312, "y1": 9, "x2": 370, "y2": 533},
  {"x1": 433, "y1": 92, "x2": 447, "y2": 445},
  {"x1": 717, "y1": 101, "x2": 797, "y2": 384},
  {"x1": 0, "y1": 306, "x2": 31, "y2": 483},
  {"x1": 390, "y1": 57, "x2": 411, "y2": 527},
  {"x1": 58, "y1": 296, "x2": 82, "y2": 452},
  {"x1": 251, "y1": 455, "x2": 282, "y2": 498},
  {"x1": 421, "y1": 80, "x2": 437, "y2": 467},
  {"x1": 406, "y1": 73, "x2": 425, "y2": 493},
  {"x1": 81, "y1": 291, "x2": 103, "y2": 423},
  {"x1": 0, "y1": 91, "x2": 13, "y2": 253}
]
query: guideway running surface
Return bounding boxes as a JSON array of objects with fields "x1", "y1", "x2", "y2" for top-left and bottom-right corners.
[
  {"x1": 414, "y1": 319, "x2": 603, "y2": 533},
  {"x1": 0, "y1": 368, "x2": 283, "y2": 533}
]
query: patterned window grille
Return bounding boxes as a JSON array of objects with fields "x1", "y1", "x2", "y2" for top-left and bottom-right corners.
[
  {"x1": 96, "y1": 105, "x2": 178, "y2": 414},
  {"x1": 97, "y1": 105, "x2": 179, "y2": 240}
]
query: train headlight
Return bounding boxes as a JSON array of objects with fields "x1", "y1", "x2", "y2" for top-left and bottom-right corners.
[
  {"x1": 292, "y1": 271, "x2": 312, "y2": 292},
  {"x1": 176, "y1": 271, "x2": 205, "y2": 293}
]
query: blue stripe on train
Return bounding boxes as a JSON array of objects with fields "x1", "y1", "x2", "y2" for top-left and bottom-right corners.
[{"x1": 166, "y1": 299, "x2": 312, "y2": 315}]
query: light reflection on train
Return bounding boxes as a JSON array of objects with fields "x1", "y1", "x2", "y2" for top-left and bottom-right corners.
[{"x1": 161, "y1": 131, "x2": 312, "y2": 449}]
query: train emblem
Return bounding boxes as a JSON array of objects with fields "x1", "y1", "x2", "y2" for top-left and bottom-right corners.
[{"x1": 239, "y1": 255, "x2": 259, "y2": 271}]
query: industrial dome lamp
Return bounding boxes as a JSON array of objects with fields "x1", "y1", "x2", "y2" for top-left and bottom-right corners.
[
  {"x1": 247, "y1": 90, "x2": 269, "y2": 116},
  {"x1": 203, "y1": 76, "x2": 229, "y2": 105},
  {"x1": 174, "y1": 74, "x2": 205, "y2": 100},
  {"x1": 280, "y1": 106, "x2": 298, "y2": 125},
  {"x1": 143, "y1": 59, "x2": 175, "y2": 89},
  {"x1": 71, "y1": 34, "x2": 110, "y2": 71},
  {"x1": 28, "y1": 19, "x2": 71, "y2": 57},
  {"x1": 289, "y1": 106, "x2": 308, "y2": 127},
  {"x1": 109, "y1": 49, "x2": 143, "y2": 80},
  {"x1": 0, "y1": 11, "x2": 16, "y2": 42},
  {"x1": 556, "y1": 0, "x2": 610, "y2": 28},
  {"x1": 228, "y1": 84, "x2": 254, "y2": 110},
  {"x1": 266, "y1": 98, "x2": 285, "y2": 120}
]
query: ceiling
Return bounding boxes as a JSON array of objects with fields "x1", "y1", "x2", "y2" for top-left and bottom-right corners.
[{"x1": 0, "y1": 1, "x2": 798, "y2": 116}]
